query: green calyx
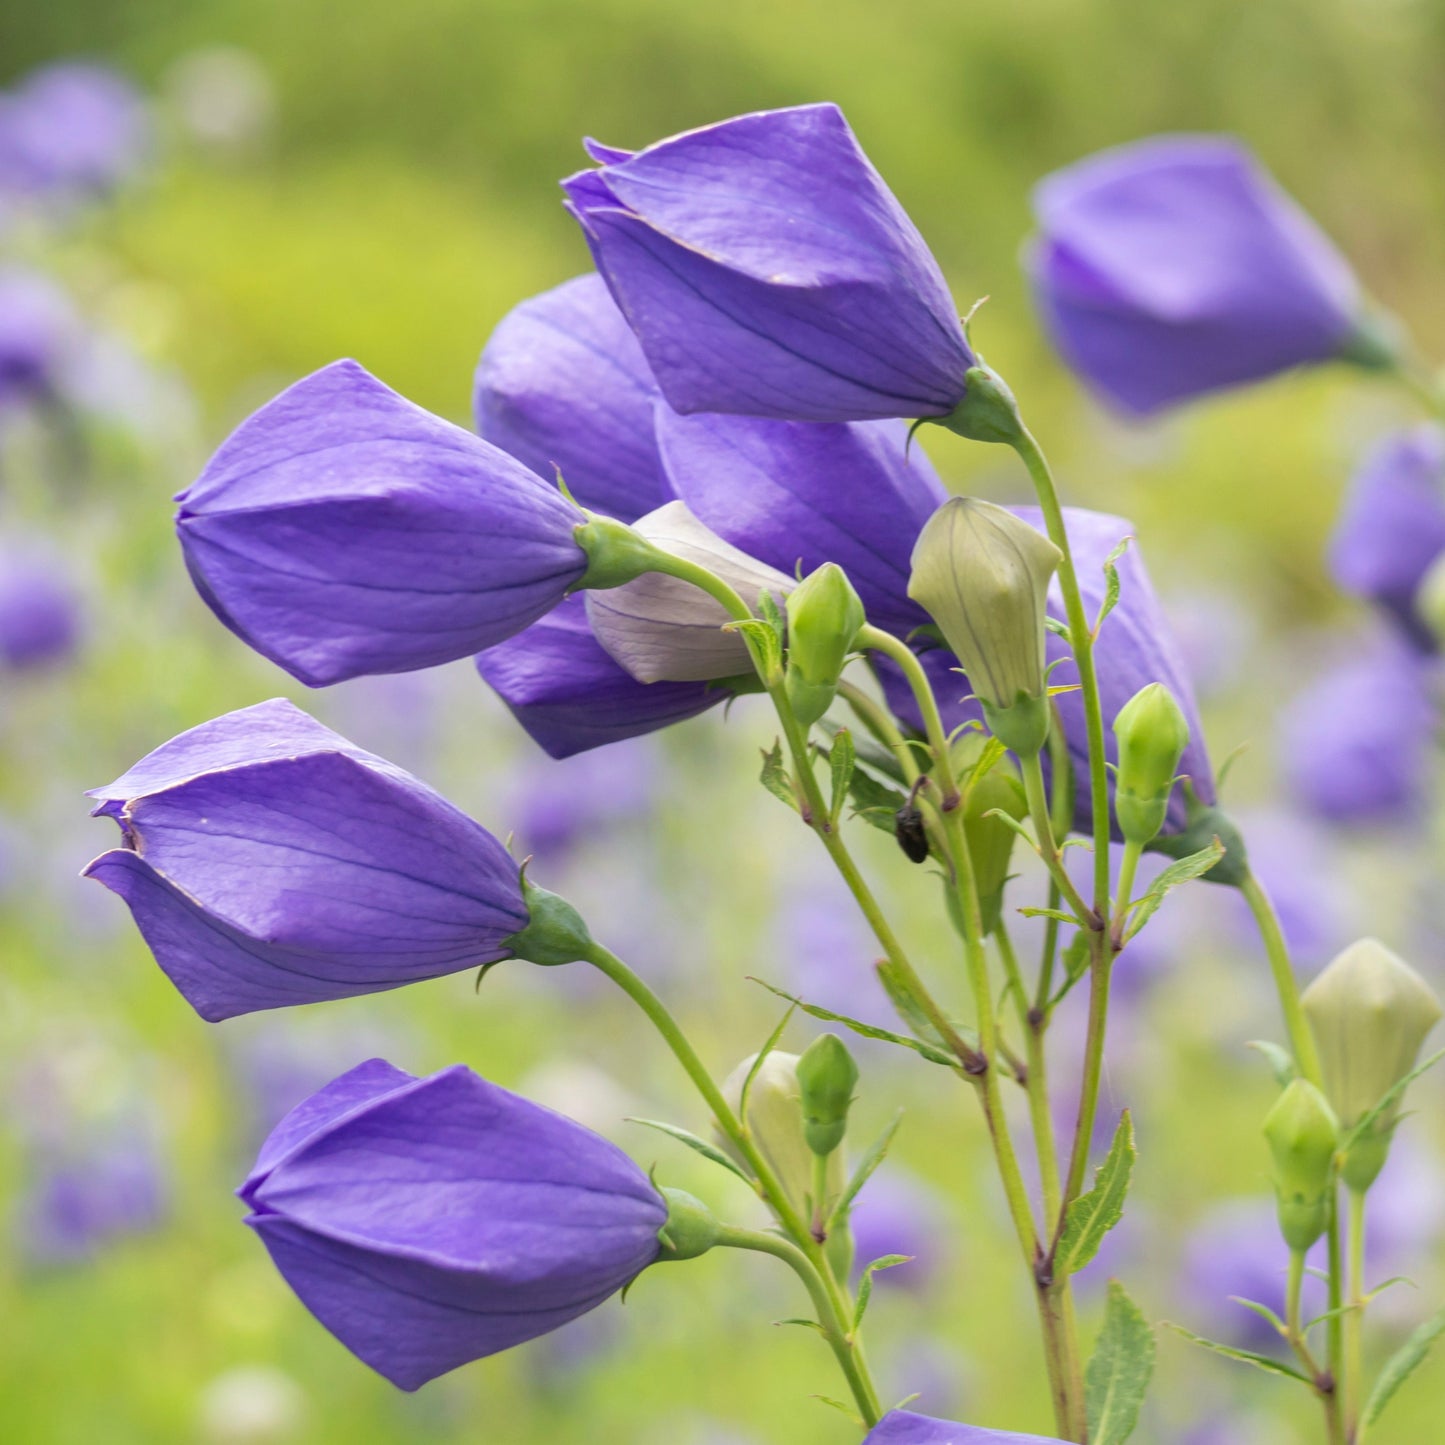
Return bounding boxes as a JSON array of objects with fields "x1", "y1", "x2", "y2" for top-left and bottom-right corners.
[
  {"x1": 937, "y1": 365, "x2": 1025, "y2": 445},
  {"x1": 656, "y1": 1188, "x2": 721, "y2": 1261},
  {"x1": 1263, "y1": 1079, "x2": 1339, "y2": 1252},
  {"x1": 1337, "y1": 303, "x2": 1407, "y2": 373},
  {"x1": 1112, "y1": 683, "x2": 1191, "y2": 846},
  {"x1": 572, "y1": 512, "x2": 674, "y2": 591},
  {"x1": 784, "y1": 563, "x2": 866, "y2": 729},
  {"x1": 982, "y1": 691, "x2": 1051, "y2": 760},
  {"x1": 502, "y1": 876, "x2": 594, "y2": 967},
  {"x1": 795, "y1": 1033, "x2": 860, "y2": 1157}
]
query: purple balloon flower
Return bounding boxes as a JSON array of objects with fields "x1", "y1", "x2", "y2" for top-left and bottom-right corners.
[
  {"x1": 473, "y1": 272, "x2": 673, "y2": 522},
  {"x1": 1278, "y1": 638, "x2": 1436, "y2": 826},
  {"x1": 175, "y1": 359, "x2": 588, "y2": 686},
  {"x1": 240, "y1": 1058, "x2": 667, "y2": 1391},
  {"x1": 84, "y1": 699, "x2": 531, "y2": 1020},
  {"x1": 563, "y1": 103, "x2": 975, "y2": 423},
  {"x1": 0, "y1": 538, "x2": 83, "y2": 671},
  {"x1": 864, "y1": 1411, "x2": 1063, "y2": 1444},
  {"x1": 1029, "y1": 135, "x2": 1361, "y2": 415},
  {"x1": 1330, "y1": 425, "x2": 1445, "y2": 651},
  {"x1": 477, "y1": 593, "x2": 727, "y2": 758}
]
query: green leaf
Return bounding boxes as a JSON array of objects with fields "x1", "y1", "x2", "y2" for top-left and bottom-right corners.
[
  {"x1": 774, "y1": 1317, "x2": 828, "y2": 1336},
  {"x1": 1229, "y1": 1297, "x2": 1288, "y2": 1336},
  {"x1": 1164, "y1": 1323, "x2": 1310, "y2": 1383},
  {"x1": 759, "y1": 740, "x2": 799, "y2": 813},
  {"x1": 846, "y1": 764, "x2": 908, "y2": 833},
  {"x1": 626, "y1": 1118, "x2": 753, "y2": 1185},
  {"x1": 1056, "y1": 1112, "x2": 1135, "y2": 1277},
  {"x1": 757, "y1": 588, "x2": 786, "y2": 644},
  {"x1": 1124, "y1": 839, "x2": 1224, "y2": 939},
  {"x1": 1086, "y1": 1280, "x2": 1155, "y2": 1444},
  {"x1": 1247, "y1": 1040, "x2": 1298, "y2": 1088},
  {"x1": 1045, "y1": 616, "x2": 1073, "y2": 640},
  {"x1": 829, "y1": 728, "x2": 856, "y2": 829},
  {"x1": 1094, "y1": 535, "x2": 1134, "y2": 637},
  {"x1": 829, "y1": 1110, "x2": 904, "y2": 1231},
  {"x1": 853, "y1": 1255, "x2": 912, "y2": 1330},
  {"x1": 1019, "y1": 906, "x2": 1082, "y2": 925},
  {"x1": 1364, "y1": 1305, "x2": 1445, "y2": 1427},
  {"x1": 739, "y1": 1003, "x2": 798, "y2": 1125},
  {"x1": 1342, "y1": 1047, "x2": 1445, "y2": 1154},
  {"x1": 750, "y1": 978, "x2": 957, "y2": 1067},
  {"x1": 982, "y1": 806, "x2": 1040, "y2": 853},
  {"x1": 1048, "y1": 930, "x2": 1093, "y2": 1008},
  {"x1": 813, "y1": 1397, "x2": 864, "y2": 1425},
  {"x1": 728, "y1": 615, "x2": 782, "y2": 676}
]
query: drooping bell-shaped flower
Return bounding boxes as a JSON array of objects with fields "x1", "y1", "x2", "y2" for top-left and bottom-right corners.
[
  {"x1": 175, "y1": 360, "x2": 590, "y2": 686},
  {"x1": 84, "y1": 699, "x2": 546, "y2": 1020},
  {"x1": 240, "y1": 1059, "x2": 668, "y2": 1390},
  {"x1": 863, "y1": 1410, "x2": 1064, "y2": 1443},
  {"x1": 1028, "y1": 135, "x2": 1364, "y2": 415},
  {"x1": 472, "y1": 272, "x2": 673, "y2": 522},
  {"x1": 563, "y1": 103, "x2": 975, "y2": 423},
  {"x1": 585, "y1": 501, "x2": 792, "y2": 683},
  {"x1": 1329, "y1": 425, "x2": 1445, "y2": 652}
]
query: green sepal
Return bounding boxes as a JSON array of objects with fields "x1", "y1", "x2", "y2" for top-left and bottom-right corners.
[
  {"x1": 936, "y1": 364, "x2": 1024, "y2": 445},
  {"x1": 655, "y1": 1188, "x2": 721, "y2": 1261},
  {"x1": 502, "y1": 876, "x2": 593, "y2": 966},
  {"x1": 572, "y1": 513, "x2": 670, "y2": 590}
]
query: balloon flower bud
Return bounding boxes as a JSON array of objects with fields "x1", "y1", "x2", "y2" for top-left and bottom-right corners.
[
  {"x1": 954, "y1": 732, "x2": 1027, "y2": 935},
  {"x1": 907, "y1": 498, "x2": 1061, "y2": 756},
  {"x1": 785, "y1": 563, "x2": 866, "y2": 728},
  {"x1": 1302, "y1": 938, "x2": 1443, "y2": 1191},
  {"x1": 1112, "y1": 682, "x2": 1192, "y2": 846},
  {"x1": 796, "y1": 1033, "x2": 860, "y2": 1157},
  {"x1": 1263, "y1": 1080, "x2": 1339, "y2": 1251},
  {"x1": 1416, "y1": 549, "x2": 1445, "y2": 650},
  {"x1": 721, "y1": 1051, "x2": 845, "y2": 1215}
]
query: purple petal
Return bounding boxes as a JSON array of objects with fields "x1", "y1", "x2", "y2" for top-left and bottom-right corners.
[
  {"x1": 1029, "y1": 135, "x2": 1359, "y2": 414},
  {"x1": 473, "y1": 273, "x2": 673, "y2": 522},
  {"x1": 176, "y1": 360, "x2": 586, "y2": 686},
  {"x1": 476, "y1": 593, "x2": 728, "y2": 758},
  {"x1": 864, "y1": 1410, "x2": 1065, "y2": 1444}
]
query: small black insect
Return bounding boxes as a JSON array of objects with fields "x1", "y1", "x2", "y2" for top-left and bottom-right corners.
[{"x1": 894, "y1": 804, "x2": 929, "y2": 863}]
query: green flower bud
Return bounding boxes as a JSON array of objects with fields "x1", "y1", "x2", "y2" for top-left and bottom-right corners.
[
  {"x1": 720, "y1": 1050, "x2": 845, "y2": 1216},
  {"x1": 1112, "y1": 683, "x2": 1191, "y2": 846},
  {"x1": 907, "y1": 497, "x2": 1061, "y2": 757},
  {"x1": 1303, "y1": 938, "x2": 1442, "y2": 1190},
  {"x1": 784, "y1": 563, "x2": 866, "y2": 728},
  {"x1": 795, "y1": 1033, "x2": 859, "y2": 1157},
  {"x1": 656, "y1": 1187, "x2": 721, "y2": 1261},
  {"x1": 953, "y1": 732, "x2": 1027, "y2": 934},
  {"x1": 1263, "y1": 1080, "x2": 1339, "y2": 1252},
  {"x1": 1416, "y1": 551, "x2": 1445, "y2": 650}
]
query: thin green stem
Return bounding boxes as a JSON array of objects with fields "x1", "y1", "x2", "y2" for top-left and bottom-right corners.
[
  {"x1": 1286, "y1": 1248, "x2": 1345, "y2": 1445},
  {"x1": 838, "y1": 678, "x2": 923, "y2": 786},
  {"x1": 1000, "y1": 923, "x2": 1063, "y2": 1227},
  {"x1": 714, "y1": 1223, "x2": 882, "y2": 1426},
  {"x1": 1239, "y1": 871, "x2": 1324, "y2": 1088},
  {"x1": 1345, "y1": 1187, "x2": 1368, "y2": 1438},
  {"x1": 858, "y1": 624, "x2": 960, "y2": 801},
  {"x1": 1021, "y1": 750, "x2": 1093, "y2": 924},
  {"x1": 1114, "y1": 839, "x2": 1143, "y2": 947},
  {"x1": 1061, "y1": 951, "x2": 1112, "y2": 1209}
]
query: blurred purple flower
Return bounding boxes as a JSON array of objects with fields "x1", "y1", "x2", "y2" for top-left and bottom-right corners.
[
  {"x1": 865, "y1": 1411, "x2": 1063, "y2": 1444},
  {"x1": 84, "y1": 699, "x2": 531, "y2": 1020},
  {"x1": 0, "y1": 538, "x2": 83, "y2": 671},
  {"x1": 474, "y1": 272, "x2": 673, "y2": 521},
  {"x1": 0, "y1": 264, "x2": 84, "y2": 409},
  {"x1": 849, "y1": 1170, "x2": 952, "y2": 1294},
  {"x1": 176, "y1": 360, "x2": 587, "y2": 686},
  {"x1": 1278, "y1": 638, "x2": 1436, "y2": 826},
  {"x1": 564, "y1": 103, "x2": 975, "y2": 423},
  {"x1": 1330, "y1": 425, "x2": 1445, "y2": 652},
  {"x1": 1029, "y1": 135, "x2": 1360, "y2": 415},
  {"x1": 240, "y1": 1058, "x2": 667, "y2": 1391},
  {"x1": 774, "y1": 871, "x2": 883, "y2": 1021}
]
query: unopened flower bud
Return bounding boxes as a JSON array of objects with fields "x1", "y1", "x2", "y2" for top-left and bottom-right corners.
[
  {"x1": 784, "y1": 563, "x2": 866, "y2": 727},
  {"x1": 907, "y1": 497, "x2": 1061, "y2": 756},
  {"x1": 586, "y1": 501, "x2": 793, "y2": 683},
  {"x1": 796, "y1": 1033, "x2": 860, "y2": 1157},
  {"x1": 720, "y1": 1050, "x2": 845, "y2": 1215},
  {"x1": 1263, "y1": 1080, "x2": 1339, "y2": 1251},
  {"x1": 656, "y1": 1187, "x2": 721, "y2": 1261},
  {"x1": 1416, "y1": 549, "x2": 1445, "y2": 650},
  {"x1": 1113, "y1": 683, "x2": 1191, "y2": 845},
  {"x1": 954, "y1": 732, "x2": 1027, "y2": 934},
  {"x1": 1303, "y1": 938, "x2": 1442, "y2": 1190}
]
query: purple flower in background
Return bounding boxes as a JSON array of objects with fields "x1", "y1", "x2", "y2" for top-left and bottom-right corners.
[
  {"x1": 474, "y1": 273, "x2": 673, "y2": 522},
  {"x1": 864, "y1": 1411, "x2": 1063, "y2": 1444},
  {"x1": 1029, "y1": 135, "x2": 1361, "y2": 415},
  {"x1": 175, "y1": 360, "x2": 587, "y2": 686},
  {"x1": 564, "y1": 103, "x2": 975, "y2": 423},
  {"x1": 477, "y1": 593, "x2": 728, "y2": 759},
  {"x1": 0, "y1": 538, "x2": 83, "y2": 671},
  {"x1": 0, "y1": 62, "x2": 149, "y2": 203},
  {"x1": 658, "y1": 410, "x2": 947, "y2": 637},
  {"x1": 84, "y1": 699, "x2": 531, "y2": 1020},
  {"x1": 240, "y1": 1058, "x2": 667, "y2": 1390},
  {"x1": 0, "y1": 265, "x2": 83, "y2": 409},
  {"x1": 1330, "y1": 425, "x2": 1445, "y2": 651},
  {"x1": 848, "y1": 1170, "x2": 952, "y2": 1294},
  {"x1": 1279, "y1": 638, "x2": 1436, "y2": 826}
]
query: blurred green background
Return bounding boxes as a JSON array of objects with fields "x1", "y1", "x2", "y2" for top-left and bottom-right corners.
[{"x1": 3, "y1": 1, "x2": 1445, "y2": 1442}]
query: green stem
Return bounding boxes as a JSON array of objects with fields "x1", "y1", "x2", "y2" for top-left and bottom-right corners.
[
  {"x1": 1061, "y1": 950, "x2": 1112, "y2": 1209},
  {"x1": 1239, "y1": 870, "x2": 1324, "y2": 1088},
  {"x1": 1000, "y1": 924, "x2": 1062, "y2": 1227},
  {"x1": 1345, "y1": 1187, "x2": 1367, "y2": 1439},
  {"x1": 1286, "y1": 1248, "x2": 1346, "y2": 1445},
  {"x1": 1114, "y1": 839, "x2": 1143, "y2": 946},
  {"x1": 838, "y1": 678, "x2": 923, "y2": 786},
  {"x1": 1021, "y1": 750, "x2": 1093, "y2": 924},
  {"x1": 714, "y1": 1223, "x2": 882, "y2": 1426}
]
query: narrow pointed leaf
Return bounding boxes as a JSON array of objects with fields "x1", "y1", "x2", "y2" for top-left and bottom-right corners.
[
  {"x1": 829, "y1": 728, "x2": 856, "y2": 828},
  {"x1": 1086, "y1": 1280, "x2": 1155, "y2": 1444},
  {"x1": 1247, "y1": 1040, "x2": 1298, "y2": 1088},
  {"x1": 740, "y1": 1003, "x2": 798, "y2": 1123},
  {"x1": 853, "y1": 1254, "x2": 913, "y2": 1330},
  {"x1": 626, "y1": 1117, "x2": 753, "y2": 1184},
  {"x1": 1165, "y1": 1323, "x2": 1310, "y2": 1383},
  {"x1": 828, "y1": 1110, "x2": 904, "y2": 1231},
  {"x1": 1057, "y1": 1112, "x2": 1135, "y2": 1277},
  {"x1": 1363, "y1": 1306, "x2": 1445, "y2": 1427},
  {"x1": 750, "y1": 978, "x2": 956, "y2": 1067},
  {"x1": 760, "y1": 739, "x2": 800, "y2": 813},
  {"x1": 1124, "y1": 839, "x2": 1224, "y2": 938}
]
